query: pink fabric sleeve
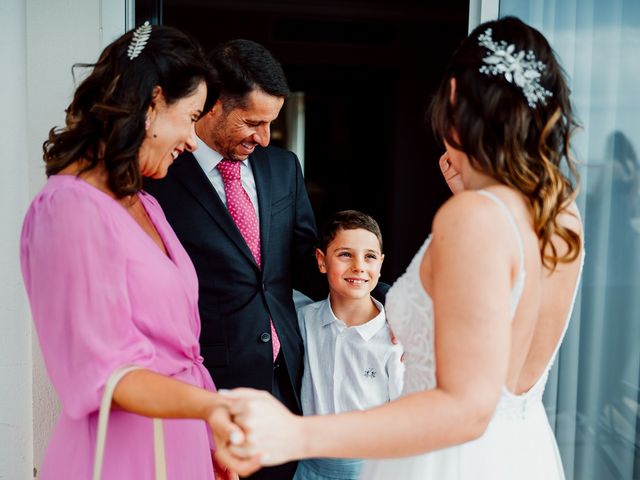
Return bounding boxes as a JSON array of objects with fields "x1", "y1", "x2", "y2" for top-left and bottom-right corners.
[{"x1": 21, "y1": 186, "x2": 155, "y2": 419}]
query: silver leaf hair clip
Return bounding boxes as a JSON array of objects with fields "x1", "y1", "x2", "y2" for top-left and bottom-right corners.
[
  {"x1": 127, "y1": 21, "x2": 152, "y2": 60},
  {"x1": 477, "y1": 28, "x2": 552, "y2": 108}
]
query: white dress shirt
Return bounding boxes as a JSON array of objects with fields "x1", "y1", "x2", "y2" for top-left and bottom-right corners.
[
  {"x1": 192, "y1": 136, "x2": 260, "y2": 220},
  {"x1": 298, "y1": 296, "x2": 404, "y2": 416}
]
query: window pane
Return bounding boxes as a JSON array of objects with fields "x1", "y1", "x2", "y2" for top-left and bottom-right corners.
[{"x1": 498, "y1": 1, "x2": 640, "y2": 479}]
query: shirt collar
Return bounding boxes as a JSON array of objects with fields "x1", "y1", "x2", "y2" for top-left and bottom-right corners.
[
  {"x1": 321, "y1": 296, "x2": 387, "y2": 342},
  {"x1": 192, "y1": 135, "x2": 248, "y2": 174}
]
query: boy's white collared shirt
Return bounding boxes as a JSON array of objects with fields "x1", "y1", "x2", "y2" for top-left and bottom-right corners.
[{"x1": 298, "y1": 296, "x2": 404, "y2": 416}]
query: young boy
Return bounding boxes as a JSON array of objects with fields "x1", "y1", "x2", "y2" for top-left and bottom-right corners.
[{"x1": 294, "y1": 210, "x2": 404, "y2": 480}]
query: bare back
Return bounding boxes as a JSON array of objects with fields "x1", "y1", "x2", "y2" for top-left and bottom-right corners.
[
  {"x1": 419, "y1": 185, "x2": 583, "y2": 401},
  {"x1": 468, "y1": 186, "x2": 583, "y2": 396},
  {"x1": 507, "y1": 200, "x2": 583, "y2": 395}
]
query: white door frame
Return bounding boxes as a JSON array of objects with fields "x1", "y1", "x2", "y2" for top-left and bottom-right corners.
[
  {"x1": 24, "y1": 1, "x2": 131, "y2": 475},
  {"x1": 468, "y1": 0, "x2": 500, "y2": 32}
]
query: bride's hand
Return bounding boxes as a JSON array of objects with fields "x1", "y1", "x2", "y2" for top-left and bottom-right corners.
[
  {"x1": 208, "y1": 401, "x2": 261, "y2": 477},
  {"x1": 439, "y1": 152, "x2": 464, "y2": 194},
  {"x1": 212, "y1": 451, "x2": 240, "y2": 480},
  {"x1": 221, "y1": 388, "x2": 306, "y2": 467}
]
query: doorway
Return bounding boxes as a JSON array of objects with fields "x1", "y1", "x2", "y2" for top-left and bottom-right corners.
[{"x1": 155, "y1": 0, "x2": 469, "y2": 280}]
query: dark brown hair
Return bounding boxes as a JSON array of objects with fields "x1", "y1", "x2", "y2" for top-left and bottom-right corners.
[
  {"x1": 209, "y1": 38, "x2": 289, "y2": 110},
  {"x1": 431, "y1": 16, "x2": 581, "y2": 270},
  {"x1": 43, "y1": 24, "x2": 219, "y2": 198},
  {"x1": 319, "y1": 210, "x2": 383, "y2": 253}
]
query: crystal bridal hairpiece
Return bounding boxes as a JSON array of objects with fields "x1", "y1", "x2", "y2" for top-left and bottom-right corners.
[
  {"x1": 127, "y1": 21, "x2": 152, "y2": 60},
  {"x1": 477, "y1": 28, "x2": 553, "y2": 108}
]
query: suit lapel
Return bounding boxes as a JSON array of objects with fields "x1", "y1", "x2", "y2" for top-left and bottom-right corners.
[
  {"x1": 171, "y1": 152, "x2": 259, "y2": 269},
  {"x1": 250, "y1": 147, "x2": 272, "y2": 260}
]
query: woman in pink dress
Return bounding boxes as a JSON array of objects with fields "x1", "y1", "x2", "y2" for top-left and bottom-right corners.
[{"x1": 20, "y1": 23, "x2": 239, "y2": 480}]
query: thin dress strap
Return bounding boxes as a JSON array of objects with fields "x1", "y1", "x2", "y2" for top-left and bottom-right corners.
[{"x1": 476, "y1": 189, "x2": 526, "y2": 315}]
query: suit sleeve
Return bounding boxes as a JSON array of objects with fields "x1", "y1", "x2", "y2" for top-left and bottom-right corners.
[
  {"x1": 290, "y1": 153, "x2": 329, "y2": 301},
  {"x1": 372, "y1": 282, "x2": 391, "y2": 304}
]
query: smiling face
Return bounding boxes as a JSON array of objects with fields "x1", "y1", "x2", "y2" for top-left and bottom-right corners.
[
  {"x1": 317, "y1": 228, "x2": 384, "y2": 302},
  {"x1": 138, "y1": 81, "x2": 207, "y2": 179},
  {"x1": 196, "y1": 88, "x2": 284, "y2": 161}
]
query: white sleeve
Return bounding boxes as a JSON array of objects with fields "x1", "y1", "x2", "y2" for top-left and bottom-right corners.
[
  {"x1": 387, "y1": 346, "x2": 405, "y2": 401},
  {"x1": 293, "y1": 289, "x2": 314, "y2": 310}
]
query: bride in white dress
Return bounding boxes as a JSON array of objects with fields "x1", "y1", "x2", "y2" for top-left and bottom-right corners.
[{"x1": 214, "y1": 17, "x2": 584, "y2": 480}]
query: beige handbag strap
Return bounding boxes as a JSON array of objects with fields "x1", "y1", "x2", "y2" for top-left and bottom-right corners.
[{"x1": 92, "y1": 366, "x2": 167, "y2": 480}]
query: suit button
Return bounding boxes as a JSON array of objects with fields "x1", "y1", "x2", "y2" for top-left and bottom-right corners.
[
  {"x1": 262, "y1": 282, "x2": 267, "y2": 292},
  {"x1": 260, "y1": 332, "x2": 271, "y2": 343}
]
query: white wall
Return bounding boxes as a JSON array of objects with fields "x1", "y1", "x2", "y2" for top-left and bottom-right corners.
[
  {"x1": 0, "y1": 1, "x2": 33, "y2": 478},
  {"x1": 1, "y1": 0, "x2": 126, "y2": 477}
]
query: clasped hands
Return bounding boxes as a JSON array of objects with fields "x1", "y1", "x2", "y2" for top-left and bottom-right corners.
[{"x1": 209, "y1": 388, "x2": 303, "y2": 478}]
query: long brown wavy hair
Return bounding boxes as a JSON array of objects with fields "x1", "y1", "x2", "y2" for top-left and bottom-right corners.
[
  {"x1": 431, "y1": 16, "x2": 581, "y2": 270},
  {"x1": 44, "y1": 24, "x2": 218, "y2": 198}
]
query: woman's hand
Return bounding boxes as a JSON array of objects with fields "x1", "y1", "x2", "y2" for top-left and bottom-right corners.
[
  {"x1": 208, "y1": 398, "x2": 261, "y2": 478},
  {"x1": 212, "y1": 450, "x2": 240, "y2": 480},
  {"x1": 439, "y1": 152, "x2": 464, "y2": 194},
  {"x1": 222, "y1": 388, "x2": 306, "y2": 469}
]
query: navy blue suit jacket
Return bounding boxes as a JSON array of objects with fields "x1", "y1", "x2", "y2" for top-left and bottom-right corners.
[{"x1": 145, "y1": 145, "x2": 325, "y2": 413}]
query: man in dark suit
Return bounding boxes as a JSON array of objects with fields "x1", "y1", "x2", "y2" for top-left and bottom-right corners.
[{"x1": 145, "y1": 39, "x2": 323, "y2": 479}]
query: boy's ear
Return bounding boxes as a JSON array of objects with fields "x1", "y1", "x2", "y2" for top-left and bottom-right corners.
[
  {"x1": 380, "y1": 253, "x2": 385, "y2": 265},
  {"x1": 315, "y1": 248, "x2": 327, "y2": 273}
]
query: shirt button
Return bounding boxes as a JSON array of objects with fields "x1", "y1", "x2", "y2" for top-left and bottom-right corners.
[{"x1": 260, "y1": 332, "x2": 271, "y2": 343}]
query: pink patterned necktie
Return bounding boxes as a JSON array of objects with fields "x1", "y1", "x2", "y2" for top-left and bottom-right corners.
[{"x1": 217, "y1": 159, "x2": 280, "y2": 361}]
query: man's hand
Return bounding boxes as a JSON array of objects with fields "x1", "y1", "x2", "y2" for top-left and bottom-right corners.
[{"x1": 388, "y1": 326, "x2": 405, "y2": 362}]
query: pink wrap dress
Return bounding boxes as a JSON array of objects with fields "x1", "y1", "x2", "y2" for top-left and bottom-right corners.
[{"x1": 20, "y1": 175, "x2": 217, "y2": 479}]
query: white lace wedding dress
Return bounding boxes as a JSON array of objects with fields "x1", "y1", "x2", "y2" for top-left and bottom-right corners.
[{"x1": 360, "y1": 191, "x2": 582, "y2": 479}]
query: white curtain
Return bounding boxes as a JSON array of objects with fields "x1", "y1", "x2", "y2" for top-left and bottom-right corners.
[{"x1": 497, "y1": 1, "x2": 640, "y2": 478}]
